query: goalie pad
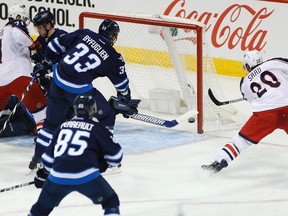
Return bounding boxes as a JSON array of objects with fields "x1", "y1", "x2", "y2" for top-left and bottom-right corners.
[
  {"x1": 108, "y1": 96, "x2": 141, "y2": 118},
  {"x1": 0, "y1": 96, "x2": 36, "y2": 137}
]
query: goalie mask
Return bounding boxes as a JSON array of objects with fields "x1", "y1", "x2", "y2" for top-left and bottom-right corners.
[
  {"x1": 98, "y1": 19, "x2": 120, "y2": 46},
  {"x1": 8, "y1": 5, "x2": 30, "y2": 25},
  {"x1": 73, "y1": 95, "x2": 97, "y2": 118},
  {"x1": 243, "y1": 50, "x2": 263, "y2": 72}
]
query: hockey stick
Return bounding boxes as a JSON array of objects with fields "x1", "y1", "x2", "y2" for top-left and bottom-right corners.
[
  {"x1": 0, "y1": 77, "x2": 36, "y2": 136},
  {"x1": 0, "y1": 181, "x2": 34, "y2": 193},
  {"x1": 130, "y1": 109, "x2": 198, "y2": 128},
  {"x1": 108, "y1": 95, "x2": 198, "y2": 127},
  {"x1": 208, "y1": 88, "x2": 244, "y2": 106}
]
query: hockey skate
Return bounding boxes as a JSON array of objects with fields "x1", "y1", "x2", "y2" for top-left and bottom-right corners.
[{"x1": 201, "y1": 159, "x2": 228, "y2": 173}]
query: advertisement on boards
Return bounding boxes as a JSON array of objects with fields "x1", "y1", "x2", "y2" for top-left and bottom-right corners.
[
  {"x1": 0, "y1": 0, "x2": 287, "y2": 76},
  {"x1": 115, "y1": 0, "x2": 288, "y2": 75},
  {"x1": 0, "y1": 0, "x2": 103, "y2": 31}
]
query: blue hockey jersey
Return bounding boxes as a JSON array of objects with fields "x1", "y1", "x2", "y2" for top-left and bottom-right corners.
[
  {"x1": 46, "y1": 28, "x2": 129, "y2": 94},
  {"x1": 41, "y1": 116, "x2": 123, "y2": 185},
  {"x1": 32, "y1": 28, "x2": 67, "y2": 63}
]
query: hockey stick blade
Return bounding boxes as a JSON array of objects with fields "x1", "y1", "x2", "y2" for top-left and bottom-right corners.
[
  {"x1": 208, "y1": 88, "x2": 244, "y2": 106},
  {"x1": 131, "y1": 109, "x2": 198, "y2": 128},
  {"x1": 0, "y1": 181, "x2": 34, "y2": 193}
]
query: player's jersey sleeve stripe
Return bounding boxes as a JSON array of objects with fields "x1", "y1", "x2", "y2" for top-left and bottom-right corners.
[
  {"x1": 47, "y1": 38, "x2": 66, "y2": 54},
  {"x1": 114, "y1": 78, "x2": 129, "y2": 93},
  {"x1": 37, "y1": 129, "x2": 53, "y2": 147},
  {"x1": 42, "y1": 153, "x2": 54, "y2": 164},
  {"x1": 41, "y1": 152, "x2": 54, "y2": 172},
  {"x1": 104, "y1": 149, "x2": 123, "y2": 166}
]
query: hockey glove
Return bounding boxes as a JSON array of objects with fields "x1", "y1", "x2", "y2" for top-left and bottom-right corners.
[
  {"x1": 29, "y1": 41, "x2": 43, "y2": 63},
  {"x1": 108, "y1": 96, "x2": 140, "y2": 118},
  {"x1": 29, "y1": 155, "x2": 41, "y2": 170},
  {"x1": 29, "y1": 40, "x2": 42, "y2": 51},
  {"x1": 126, "y1": 99, "x2": 141, "y2": 118},
  {"x1": 42, "y1": 59, "x2": 53, "y2": 72},
  {"x1": 117, "y1": 89, "x2": 131, "y2": 104},
  {"x1": 31, "y1": 64, "x2": 49, "y2": 79},
  {"x1": 31, "y1": 51, "x2": 44, "y2": 64},
  {"x1": 34, "y1": 168, "x2": 48, "y2": 189},
  {"x1": 31, "y1": 59, "x2": 52, "y2": 77}
]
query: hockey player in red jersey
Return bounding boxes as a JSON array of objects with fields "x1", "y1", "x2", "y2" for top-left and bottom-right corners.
[
  {"x1": 202, "y1": 50, "x2": 288, "y2": 173},
  {"x1": 0, "y1": 5, "x2": 47, "y2": 136}
]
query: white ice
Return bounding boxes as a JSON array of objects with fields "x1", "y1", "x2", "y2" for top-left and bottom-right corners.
[{"x1": 1, "y1": 76, "x2": 288, "y2": 216}]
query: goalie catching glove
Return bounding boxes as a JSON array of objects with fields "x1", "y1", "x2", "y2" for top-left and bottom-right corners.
[{"x1": 108, "y1": 93, "x2": 141, "y2": 118}]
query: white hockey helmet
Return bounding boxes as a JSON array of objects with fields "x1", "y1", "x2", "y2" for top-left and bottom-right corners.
[
  {"x1": 8, "y1": 5, "x2": 30, "y2": 25},
  {"x1": 243, "y1": 50, "x2": 263, "y2": 72}
]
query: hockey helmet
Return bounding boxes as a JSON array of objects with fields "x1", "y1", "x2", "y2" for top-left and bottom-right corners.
[
  {"x1": 98, "y1": 19, "x2": 120, "y2": 45},
  {"x1": 73, "y1": 95, "x2": 97, "y2": 118},
  {"x1": 33, "y1": 11, "x2": 55, "y2": 27},
  {"x1": 8, "y1": 5, "x2": 30, "y2": 25},
  {"x1": 243, "y1": 50, "x2": 263, "y2": 72}
]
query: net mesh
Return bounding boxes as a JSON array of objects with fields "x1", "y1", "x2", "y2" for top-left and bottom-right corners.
[{"x1": 80, "y1": 12, "x2": 244, "y2": 132}]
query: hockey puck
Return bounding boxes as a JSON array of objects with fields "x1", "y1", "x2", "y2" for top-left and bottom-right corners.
[{"x1": 188, "y1": 117, "x2": 195, "y2": 123}]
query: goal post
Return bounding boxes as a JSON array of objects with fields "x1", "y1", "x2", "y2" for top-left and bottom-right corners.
[
  {"x1": 79, "y1": 12, "x2": 204, "y2": 133},
  {"x1": 78, "y1": 12, "x2": 243, "y2": 134}
]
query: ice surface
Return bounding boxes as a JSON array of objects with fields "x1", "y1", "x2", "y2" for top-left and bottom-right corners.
[{"x1": 1, "y1": 76, "x2": 288, "y2": 216}]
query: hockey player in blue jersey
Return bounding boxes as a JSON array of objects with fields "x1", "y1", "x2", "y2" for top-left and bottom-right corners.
[
  {"x1": 29, "y1": 19, "x2": 138, "y2": 169},
  {"x1": 28, "y1": 94, "x2": 122, "y2": 216},
  {"x1": 31, "y1": 10, "x2": 67, "y2": 94},
  {"x1": 31, "y1": 10, "x2": 67, "y2": 64}
]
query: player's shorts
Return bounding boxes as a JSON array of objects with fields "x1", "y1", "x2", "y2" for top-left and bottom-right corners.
[
  {"x1": 0, "y1": 76, "x2": 47, "y2": 113},
  {"x1": 239, "y1": 106, "x2": 288, "y2": 144}
]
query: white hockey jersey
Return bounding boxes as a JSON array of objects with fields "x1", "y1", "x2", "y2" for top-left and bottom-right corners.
[
  {"x1": 0, "y1": 20, "x2": 33, "y2": 86},
  {"x1": 240, "y1": 58, "x2": 288, "y2": 112}
]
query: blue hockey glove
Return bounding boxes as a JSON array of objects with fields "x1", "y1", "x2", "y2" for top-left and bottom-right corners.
[
  {"x1": 41, "y1": 59, "x2": 53, "y2": 72},
  {"x1": 117, "y1": 89, "x2": 131, "y2": 104},
  {"x1": 34, "y1": 168, "x2": 48, "y2": 189},
  {"x1": 31, "y1": 60, "x2": 52, "y2": 78},
  {"x1": 31, "y1": 52, "x2": 43, "y2": 64},
  {"x1": 108, "y1": 96, "x2": 140, "y2": 118},
  {"x1": 31, "y1": 64, "x2": 48, "y2": 78}
]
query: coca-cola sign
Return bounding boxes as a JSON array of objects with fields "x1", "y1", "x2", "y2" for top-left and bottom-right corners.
[{"x1": 163, "y1": 0, "x2": 274, "y2": 51}]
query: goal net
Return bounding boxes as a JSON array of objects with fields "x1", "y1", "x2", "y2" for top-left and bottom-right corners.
[{"x1": 79, "y1": 12, "x2": 243, "y2": 133}]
